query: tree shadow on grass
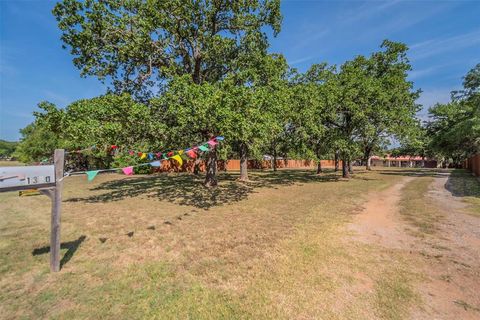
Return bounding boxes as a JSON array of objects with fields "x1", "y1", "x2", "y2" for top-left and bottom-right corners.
[
  {"x1": 66, "y1": 169, "x2": 348, "y2": 209},
  {"x1": 445, "y1": 169, "x2": 480, "y2": 199},
  {"x1": 32, "y1": 235, "x2": 86, "y2": 269}
]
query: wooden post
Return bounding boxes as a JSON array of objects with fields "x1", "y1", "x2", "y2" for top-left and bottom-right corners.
[
  {"x1": 40, "y1": 149, "x2": 65, "y2": 272},
  {"x1": 51, "y1": 149, "x2": 64, "y2": 272}
]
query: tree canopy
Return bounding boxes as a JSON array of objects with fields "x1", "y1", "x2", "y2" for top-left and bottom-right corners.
[
  {"x1": 53, "y1": 0, "x2": 282, "y2": 99},
  {"x1": 12, "y1": 0, "x2": 452, "y2": 183},
  {"x1": 0, "y1": 140, "x2": 18, "y2": 158},
  {"x1": 426, "y1": 64, "x2": 480, "y2": 165}
]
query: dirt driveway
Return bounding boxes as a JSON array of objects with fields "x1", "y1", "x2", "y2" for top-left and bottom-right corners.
[
  {"x1": 351, "y1": 170, "x2": 480, "y2": 319},
  {"x1": 350, "y1": 172, "x2": 480, "y2": 319}
]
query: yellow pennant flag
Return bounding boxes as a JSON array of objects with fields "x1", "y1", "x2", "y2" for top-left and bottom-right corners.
[
  {"x1": 140, "y1": 153, "x2": 147, "y2": 160},
  {"x1": 178, "y1": 150, "x2": 184, "y2": 155},
  {"x1": 171, "y1": 155, "x2": 183, "y2": 166}
]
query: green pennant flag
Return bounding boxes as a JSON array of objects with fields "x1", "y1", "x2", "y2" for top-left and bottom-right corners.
[
  {"x1": 86, "y1": 170, "x2": 100, "y2": 182},
  {"x1": 199, "y1": 144, "x2": 209, "y2": 152}
]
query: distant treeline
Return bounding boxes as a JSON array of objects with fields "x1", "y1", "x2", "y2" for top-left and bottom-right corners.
[{"x1": 0, "y1": 140, "x2": 18, "y2": 158}]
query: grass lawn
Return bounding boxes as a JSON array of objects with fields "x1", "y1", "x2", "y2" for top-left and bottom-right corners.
[
  {"x1": 0, "y1": 160, "x2": 24, "y2": 167},
  {"x1": 399, "y1": 176, "x2": 441, "y2": 236},
  {"x1": 0, "y1": 167, "x2": 466, "y2": 319}
]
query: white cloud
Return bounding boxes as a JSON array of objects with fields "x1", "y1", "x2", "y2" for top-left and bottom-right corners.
[
  {"x1": 410, "y1": 29, "x2": 480, "y2": 61},
  {"x1": 409, "y1": 66, "x2": 438, "y2": 80},
  {"x1": 340, "y1": 0, "x2": 403, "y2": 25},
  {"x1": 289, "y1": 56, "x2": 314, "y2": 65}
]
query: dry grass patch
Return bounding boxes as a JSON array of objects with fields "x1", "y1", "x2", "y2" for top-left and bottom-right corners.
[
  {"x1": 399, "y1": 177, "x2": 443, "y2": 236},
  {"x1": 374, "y1": 265, "x2": 420, "y2": 320},
  {"x1": 0, "y1": 160, "x2": 24, "y2": 167},
  {"x1": 0, "y1": 168, "x2": 423, "y2": 319}
]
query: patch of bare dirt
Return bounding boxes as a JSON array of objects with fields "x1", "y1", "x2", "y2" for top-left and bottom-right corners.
[{"x1": 349, "y1": 176, "x2": 416, "y2": 249}]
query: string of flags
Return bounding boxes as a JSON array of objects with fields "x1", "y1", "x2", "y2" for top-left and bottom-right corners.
[{"x1": 67, "y1": 136, "x2": 224, "y2": 182}]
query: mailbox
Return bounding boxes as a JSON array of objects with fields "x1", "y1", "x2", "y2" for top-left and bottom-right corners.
[{"x1": 0, "y1": 165, "x2": 56, "y2": 192}]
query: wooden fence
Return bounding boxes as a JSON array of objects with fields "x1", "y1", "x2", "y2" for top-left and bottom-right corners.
[
  {"x1": 154, "y1": 159, "x2": 338, "y2": 173},
  {"x1": 464, "y1": 154, "x2": 480, "y2": 177}
]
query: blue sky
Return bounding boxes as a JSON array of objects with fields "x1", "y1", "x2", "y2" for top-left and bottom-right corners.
[{"x1": 1, "y1": 0, "x2": 479, "y2": 141}]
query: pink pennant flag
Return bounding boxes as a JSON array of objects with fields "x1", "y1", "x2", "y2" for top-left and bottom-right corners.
[
  {"x1": 122, "y1": 166, "x2": 134, "y2": 175},
  {"x1": 207, "y1": 140, "x2": 217, "y2": 147}
]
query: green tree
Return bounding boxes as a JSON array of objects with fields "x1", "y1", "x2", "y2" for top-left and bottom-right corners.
[
  {"x1": 427, "y1": 63, "x2": 480, "y2": 165},
  {"x1": 356, "y1": 40, "x2": 420, "y2": 170},
  {"x1": 53, "y1": 0, "x2": 282, "y2": 186},
  {"x1": 0, "y1": 140, "x2": 18, "y2": 158},
  {"x1": 150, "y1": 76, "x2": 225, "y2": 186},
  {"x1": 226, "y1": 54, "x2": 291, "y2": 181},
  {"x1": 20, "y1": 95, "x2": 156, "y2": 169},
  {"x1": 53, "y1": 0, "x2": 281, "y2": 95},
  {"x1": 290, "y1": 63, "x2": 337, "y2": 174},
  {"x1": 13, "y1": 103, "x2": 63, "y2": 163},
  {"x1": 328, "y1": 58, "x2": 368, "y2": 178}
]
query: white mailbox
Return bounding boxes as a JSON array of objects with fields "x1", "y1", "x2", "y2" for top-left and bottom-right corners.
[{"x1": 0, "y1": 165, "x2": 56, "y2": 192}]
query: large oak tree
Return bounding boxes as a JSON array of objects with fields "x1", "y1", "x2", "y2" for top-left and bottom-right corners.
[{"x1": 53, "y1": 0, "x2": 282, "y2": 186}]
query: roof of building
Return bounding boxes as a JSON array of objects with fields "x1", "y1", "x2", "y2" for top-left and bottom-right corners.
[{"x1": 371, "y1": 155, "x2": 429, "y2": 161}]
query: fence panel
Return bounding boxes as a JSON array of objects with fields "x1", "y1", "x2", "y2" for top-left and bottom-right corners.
[
  {"x1": 465, "y1": 154, "x2": 480, "y2": 177},
  {"x1": 151, "y1": 159, "x2": 339, "y2": 173}
]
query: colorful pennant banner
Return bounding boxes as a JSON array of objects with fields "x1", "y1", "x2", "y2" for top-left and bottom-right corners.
[{"x1": 75, "y1": 136, "x2": 224, "y2": 182}]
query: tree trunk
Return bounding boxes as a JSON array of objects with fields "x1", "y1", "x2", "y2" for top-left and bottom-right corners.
[
  {"x1": 364, "y1": 148, "x2": 372, "y2": 170},
  {"x1": 334, "y1": 151, "x2": 339, "y2": 172},
  {"x1": 366, "y1": 156, "x2": 372, "y2": 171},
  {"x1": 316, "y1": 160, "x2": 323, "y2": 174},
  {"x1": 239, "y1": 143, "x2": 249, "y2": 181},
  {"x1": 348, "y1": 160, "x2": 353, "y2": 174},
  {"x1": 273, "y1": 150, "x2": 277, "y2": 172},
  {"x1": 193, "y1": 159, "x2": 201, "y2": 175},
  {"x1": 342, "y1": 158, "x2": 350, "y2": 179},
  {"x1": 204, "y1": 147, "x2": 217, "y2": 187}
]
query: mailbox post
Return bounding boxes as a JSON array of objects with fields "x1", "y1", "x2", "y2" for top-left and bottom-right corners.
[
  {"x1": 0, "y1": 149, "x2": 65, "y2": 272},
  {"x1": 39, "y1": 149, "x2": 64, "y2": 272}
]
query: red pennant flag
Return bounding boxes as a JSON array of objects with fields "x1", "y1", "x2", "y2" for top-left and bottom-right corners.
[{"x1": 186, "y1": 149, "x2": 197, "y2": 159}]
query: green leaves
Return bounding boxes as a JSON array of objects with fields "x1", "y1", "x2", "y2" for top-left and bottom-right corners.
[
  {"x1": 288, "y1": 40, "x2": 419, "y2": 169},
  {"x1": 427, "y1": 64, "x2": 480, "y2": 162},
  {"x1": 53, "y1": 0, "x2": 282, "y2": 99}
]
